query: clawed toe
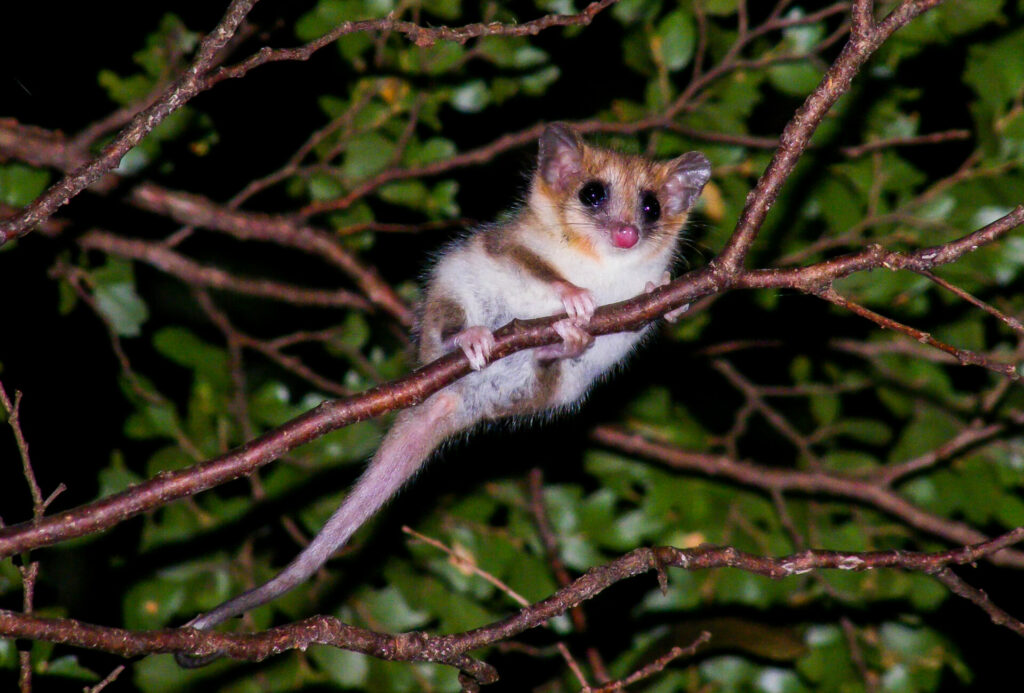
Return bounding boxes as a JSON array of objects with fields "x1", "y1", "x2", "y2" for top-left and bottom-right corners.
[
  {"x1": 453, "y1": 326, "x2": 495, "y2": 370},
  {"x1": 555, "y1": 281, "x2": 596, "y2": 326},
  {"x1": 535, "y1": 318, "x2": 594, "y2": 362}
]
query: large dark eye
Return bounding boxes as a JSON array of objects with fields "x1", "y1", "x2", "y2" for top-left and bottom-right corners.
[
  {"x1": 578, "y1": 181, "x2": 607, "y2": 208},
  {"x1": 641, "y1": 191, "x2": 661, "y2": 224}
]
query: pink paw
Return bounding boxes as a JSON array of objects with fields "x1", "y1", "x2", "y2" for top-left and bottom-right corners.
[
  {"x1": 643, "y1": 270, "x2": 672, "y2": 294},
  {"x1": 453, "y1": 326, "x2": 495, "y2": 370},
  {"x1": 554, "y1": 281, "x2": 596, "y2": 325},
  {"x1": 644, "y1": 271, "x2": 689, "y2": 323},
  {"x1": 535, "y1": 318, "x2": 594, "y2": 362}
]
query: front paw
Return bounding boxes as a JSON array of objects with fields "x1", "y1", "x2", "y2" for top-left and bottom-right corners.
[
  {"x1": 453, "y1": 326, "x2": 495, "y2": 370},
  {"x1": 554, "y1": 281, "x2": 596, "y2": 326},
  {"x1": 535, "y1": 318, "x2": 594, "y2": 363},
  {"x1": 644, "y1": 271, "x2": 689, "y2": 323}
]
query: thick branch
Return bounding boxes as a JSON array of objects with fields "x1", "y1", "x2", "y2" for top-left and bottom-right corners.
[
  {"x1": 0, "y1": 205, "x2": 1019, "y2": 558},
  {"x1": 1, "y1": 532, "x2": 1021, "y2": 665}
]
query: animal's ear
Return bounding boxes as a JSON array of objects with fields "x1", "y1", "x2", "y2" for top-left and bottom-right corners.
[
  {"x1": 538, "y1": 123, "x2": 584, "y2": 192},
  {"x1": 662, "y1": 151, "x2": 712, "y2": 215}
]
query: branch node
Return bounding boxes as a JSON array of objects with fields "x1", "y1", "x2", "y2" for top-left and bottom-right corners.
[{"x1": 651, "y1": 547, "x2": 676, "y2": 595}]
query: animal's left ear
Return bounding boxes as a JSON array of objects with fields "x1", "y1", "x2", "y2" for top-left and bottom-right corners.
[{"x1": 662, "y1": 152, "x2": 712, "y2": 215}]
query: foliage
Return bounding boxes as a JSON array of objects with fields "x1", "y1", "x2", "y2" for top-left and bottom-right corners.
[{"x1": 1, "y1": 0, "x2": 1024, "y2": 692}]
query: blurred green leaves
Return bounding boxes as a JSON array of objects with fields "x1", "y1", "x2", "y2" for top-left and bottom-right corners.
[
  {"x1": 92, "y1": 257, "x2": 150, "y2": 337},
  {"x1": 4, "y1": 1, "x2": 1023, "y2": 691},
  {"x1": 0, "y1": 163, "x2": 50, "y2": 208}
]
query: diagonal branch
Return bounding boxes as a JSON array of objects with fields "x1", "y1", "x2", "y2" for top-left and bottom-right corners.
[
  {"x1": 0, "y1": 205, "x2": 1019, "y2": 559},
  {"x1": 0, "y1": 0, "x2": 260, "y2": 244},
  {"x1": 715, "y1": 0, "x2": 948, "y2": 274}
]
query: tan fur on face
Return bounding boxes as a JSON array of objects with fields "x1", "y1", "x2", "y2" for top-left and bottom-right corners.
[{"x1": 534, "y1": 141, "x2": 693, "y2": 260}]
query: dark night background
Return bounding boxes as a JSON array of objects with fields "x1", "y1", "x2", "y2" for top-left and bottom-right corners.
[{"x1": 2, "y1": 2, "x2": 1022, "y2": 691}]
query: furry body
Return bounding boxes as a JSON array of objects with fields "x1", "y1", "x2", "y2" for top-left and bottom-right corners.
[{"x1": 177, "y1": 124, "x2": 711, "y2": 665}]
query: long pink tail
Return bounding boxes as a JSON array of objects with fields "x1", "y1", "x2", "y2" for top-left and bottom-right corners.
[{"x1": 180, "y1": 392, "x2": 462, "y2": 648}]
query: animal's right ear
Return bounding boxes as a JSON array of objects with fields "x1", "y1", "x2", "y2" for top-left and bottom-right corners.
[
  {"x1": 662, "y1": 151, "x2": 712, "y2": 215},
  {"x1": 538, "y1": 123, "x2": 583, "y2": 192}
]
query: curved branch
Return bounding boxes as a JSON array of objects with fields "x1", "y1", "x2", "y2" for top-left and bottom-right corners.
[
  {"x1": 591, "y1": 426, "x2": 1024, "y2": 568},
  {"x1": 79, "y1": 230, "x2": 374, "y2": 311},
  {"x1": 0, "y1": 205, "x2": 1020, "y2": 558},
  {"x1": 209, "y1": 0, "x2": 619, "y2": 88},
  {"x1": 128, "y1": 183, "x2": 414, "y2": 325},
  {"x1": 1, "y1": 531, "x2": 1021, "y2": 667}
]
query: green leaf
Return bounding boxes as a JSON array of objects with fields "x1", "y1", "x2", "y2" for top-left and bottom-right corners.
[
  {"x1": 308, "y1": 172, "x2": 343, "y2": 200},
  {"x1": 888, "y1": 406, "x2": 963, "y2": 464},
  {"x1": 798, "y1": 625, "x2": 858, "y2": 688},
  {"x1": 123, "y1": 578, "x2": 187, "y2": 630},
  {"x1": 654, "y1": 10, "x2": 696, "y2": 72},
  {"x1": 832, "y1": 418, "x2": 892, "y2": 446},
  {"x1": 379, "y1": 179, "x2": 429, "y2": 208},
  {"x1": 781, "y1": 9, "x2": 825, "y2": 53},
  {"x1": 521, "y1": 66, "x2": 560, "y2": 96},
  {"x1": 296, "y1": 0, "x2": 395, "y2": 41},
  {"x1": 309, "y1": 646, "x2": 370, "y2": 687},
  {"x1": 41, "y1": 655, "x2": 99, "y2": 681},
  {"x1": 450, "y1": 80, "x2": 490, "y2": 113},
  {"x1": 612, "y1": 0, "x2": 662, "y2": 24},
  {"x1": 97, "y1": 69, "x2": 152, "y2": 106},
  {"x1": 822, "y1": 450, "x2": 880, "y2": 473},
  {"x1": 700, "y1": 655, "x2": 759, "y2": 687},
  {"x1": 0, "y1": 638, "x2": 17, "y2": 668},
  {"x1": 421, "y1": 0, "x2": 460, "y2": 21},
  {"x1": 92, "y1": 257, "x2": 149, "y2": 337},
  {"x1": 152, "y1": 327, "x2": 229, "y2": 390},
  {"x1": 97, "y1": 451, "x2": 144, "y2": 497},
  {"x1": 475, "y1": 36, "x2": 548, "y2": 68},
  {"x1": 768, "y1": 63, "x2": 823, "y2": 97},
  {"x1": 361, "y1": 585, "x2": 431, "y2": 631},
  {"x1": 404, "y1": 137, "x2": 456, "y2": 167},
  {"x1": 343, "y1": 133, "x2": 396, "y2": 181},
  {"x1": 428, "y1": 180, "x2": 460, "y2": 217},
  {"x1": 135, "y1": 654, "x2": 218, "y2": 692},
  {"x1": 965, "y1": 27, "x2": 1024, "y2": 112},
  {"x1": 754, "y1": 668, "x2": 812, "y2": 693},
  {"x1": 124, "y1": 401, "x2": 181, "y2": 440},
  {"x1": 996, "y1": 494, "x2": 1024, "y2": 527},
  {"x1": 0, "y1": 163, "x2": 50, "y2": 207},
  {"x1": 809, "y1": 392, "x2": 839, "y2": 426}
]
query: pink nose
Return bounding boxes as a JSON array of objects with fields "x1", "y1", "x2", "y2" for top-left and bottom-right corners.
[{"x1": 611, "y1": 224, "x2": 639, "y2": 249}]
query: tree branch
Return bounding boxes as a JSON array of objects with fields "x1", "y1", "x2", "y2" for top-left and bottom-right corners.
[
  {"x1": 79, "y1": 230, "x2": 375, "y2": 311},
  {"x1": 715, "y1": 0, "x2": 949, "y2": 274},
  {"x1": 1, "y1": 201, "x2": 1019, "y2": 558},
  {"x1": 0, "y1": 0, "x2": 260, "y2": 244},
  {"x1": 1, "y1": 531, "x2": 1020, "y2": 670}
]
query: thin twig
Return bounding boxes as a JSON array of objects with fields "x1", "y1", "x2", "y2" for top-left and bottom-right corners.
[{"x1": 588, "y1": 632, "x2": 711, "y2": 693}]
